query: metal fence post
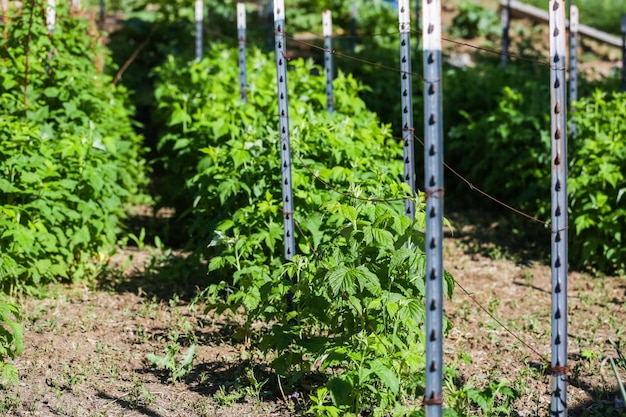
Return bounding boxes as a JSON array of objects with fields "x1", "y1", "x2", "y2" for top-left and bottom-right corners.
[
  {"x1": 549, "y1": 1, "x2": 568, "y2": 416},
  {"x1": 422, "y1": 0, "x2": 444, "y2": 415},
  {"x1": 569, "y1": 5, "x2": 578, "y2": 139},
  {"x1": 195, "y1": 0, "x2": 203, "y2": 61},
  {"x1": 237, "y1": 3, "x2": 248, "y2": 102},
  {"x1": 323, "y1": 10, "x2": 334, "y2": 113},
  {"x1": 274, "y1": 0, "x2": 295, "y2": 261},
  {"x1": 500, "y1": 0, "x2": 511, "y2": 67},
  {"x1": 399, "y1": 0, "x2": 415, "y2": 219},
  {"x1": 46, "y1": 0, "x2": 55, "y2": 35}
]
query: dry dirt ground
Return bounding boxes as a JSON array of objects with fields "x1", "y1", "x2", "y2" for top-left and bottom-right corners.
[{"x1": 2, "y1": 210, "x2": 625, "y2": 417}]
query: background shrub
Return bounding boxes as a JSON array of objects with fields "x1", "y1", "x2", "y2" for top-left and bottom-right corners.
[{"x1": 0, "y1": 1, "x2": 147, "y2": 292}]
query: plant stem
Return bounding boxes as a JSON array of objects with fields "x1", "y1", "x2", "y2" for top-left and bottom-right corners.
[{"x1": 609, "y1": 357, "x2": 626, "y2": 405}]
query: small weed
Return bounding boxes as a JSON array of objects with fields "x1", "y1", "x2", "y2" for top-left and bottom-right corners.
[
  {"x1": 214, "y1": 385, "x2": 246, "y2": 407},
  {"x1": 139, "y1": 295, "x2": 160, "y2": 319},
  {"x1": 123, "y1": 375, "x2": 155, "y2": 409},
  {"x1": 244, "y1": 368, "x2": 269, "y2": 406},
  {"x1": 146, "y1": 343, "x2": 196, "y2": 384},
  {"x1": 169, "y1": 293, "x2": 181, "y2": 307}
]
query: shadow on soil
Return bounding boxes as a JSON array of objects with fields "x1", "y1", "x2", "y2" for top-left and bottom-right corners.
[
  {"x1": 99, "y1": 206, "x2": 214, "y2": 303},
  {"x1": 568, "y1": 389, "x2": 626, "y2": 417},
  {"x1": 96, "y1": 391, "x2": 165, "y2": 417},
  {"x1": 445, "y1": 208, "x2": 549, "y2": 267}
]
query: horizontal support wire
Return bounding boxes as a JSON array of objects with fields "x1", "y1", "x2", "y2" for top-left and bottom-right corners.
[
  {"x1": 410, "y1": 134, "x2": 550, "y2": 227},
  {"x1": 286, "y1": 129, "x2": 552, "y2": 228},
  {"x1": 281, "y1": 30, "x2": 557, "y2": 69},
  {"x1": 453, "y1": 278, "x2": 550, "y2": 364},
  {"x1": 277, "y1": 31, "x2": 559, "y2": 231}
]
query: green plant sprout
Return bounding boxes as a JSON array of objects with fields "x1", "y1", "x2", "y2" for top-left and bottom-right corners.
[{"x1": 146, "y1": 343, "x2": 196, "y2": 384}]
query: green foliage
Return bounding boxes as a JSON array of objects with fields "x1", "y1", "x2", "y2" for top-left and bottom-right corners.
[
  {"x1": 0, "y1": 1, "x2": 147, "y2": 292},
  {"x1": 258, "y1": 201, "x2": 455, "y2": 415},
  {"x1": 0, "y1": 300, "x2": 23, "y2": 387},
  {"x1": 569, "y1": 91, "x2": 626, "y2": 273},
  {"x1": 153, "y1": 46, "x2": 400, "y2": 249},
  {"x1": 445, "y1": 64, "x2": 551, "y2": 215},
  {"x1": 450, "y1": 2, "x2": 500, "y2": 40},
  {"x1": 445, "y1": 61, "x2": 626, "y2": 273},
  {"x1": 446, "y1": 375, "x2": 520, "y2": 417},
  {"x1": 152, "y1": 46, "x2": 456, "y2": 414}
]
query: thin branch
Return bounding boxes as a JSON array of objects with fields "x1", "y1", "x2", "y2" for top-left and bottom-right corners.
[{"x1": 113, "y1": 23, "x2": 159, "y2": 86}]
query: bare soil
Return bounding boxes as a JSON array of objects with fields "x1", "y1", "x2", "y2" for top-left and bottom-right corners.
[
  {"x1": 2, "y1": 209, "x2": 626, "y2": 417},
  {"x1": 443, "y1": 212, "x2": 626, "y2": 417}
]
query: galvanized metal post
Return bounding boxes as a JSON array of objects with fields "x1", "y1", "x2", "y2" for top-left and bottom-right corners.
[
  {"x1": 549, "y1": 1, "x2": 568, "y2": 416},
  {"x1": 422, "y1": 1, "x2": 444, "y2": 415},
  {"x1": 46, "y1": 0, "x2": 55, "y2": 35},
  {"x1": 399, "y1": 0, "x2": 415, "y2": 219},
  {"x1": 323, "y1": 10, "x2": 334, "y2": 113},
  {"x1": 274, "y1": 0, "x2": 295, "y2": 261},
  {"x1": 195, "y1": 0, "x2": 203, "y2": 61},
  {"x1": 500, "y1": 0, "x2": 511, "y2": 67},
  {"x1": 237, "y1": 3, "x2": 248, "y2": 102},
  {"x1": 569, "y1": 5, "x2": 578, "y2": 139},
  {"x1": 621, "y1": 13, "x2": 626, "y2": 92},
  {"x1": 46, "y1": 0, "x2": 55, "y2": 73}
]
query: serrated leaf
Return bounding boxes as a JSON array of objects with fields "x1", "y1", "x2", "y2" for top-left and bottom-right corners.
[
  {"x1": 208, "y1": 256, "x2": 225, "y2": 272},
  {"x1": 1, "y1": 363, "x2": 18, "y2": 386},
  {"x1": 368, "y1": 359, "x2": 399, "y2": 394},
  {"x1": 327, "y1": 265, "x2": 354, "y2": 296},
  {"x1": 354, "y1": 265, "x2": 381, "y2": 295},
  {"x1": 179, "y1": 344, "x2": 195, "y2": 369}
]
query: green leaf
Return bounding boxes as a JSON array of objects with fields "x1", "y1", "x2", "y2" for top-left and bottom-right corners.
[
  {"x1": 43, "y1": 87, "x2": 59, "y2": 98},
  {"x1": 1, "y1": 363, "x2": 18, "y2": 386},
  {"x1": 354, "y1": 265, "x2": 381, "y2": 295},
  {"x1": 327, "y1": 265, "x2": 355, "y2": 296},
  {"x1": 368, "y1": 359, "x2": 399, "y2": 394},
  {"x1": 327, "y1": 376, "x2": 354, "y2": 407}
]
